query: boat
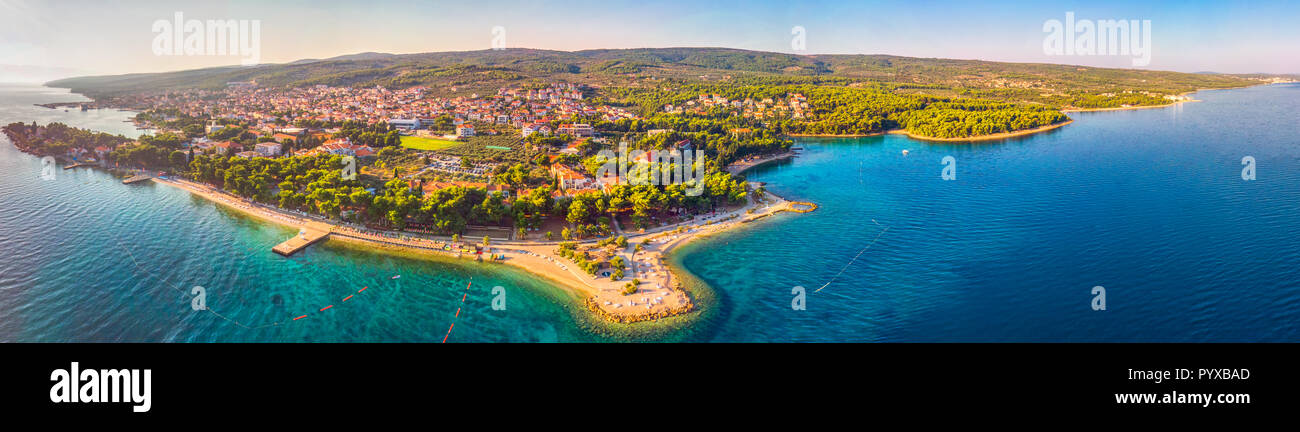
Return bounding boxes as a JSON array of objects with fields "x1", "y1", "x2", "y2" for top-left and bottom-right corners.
[
  {"x1": 391, "y1": 275, "x2": 401, "y2": 279},
  {"x1": 901, "y1": 149, "x2": 909, "y2": 155}
]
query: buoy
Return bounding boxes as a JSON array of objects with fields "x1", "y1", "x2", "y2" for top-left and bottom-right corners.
[{"x1": 902, "y1": 149, "x2": 909, "y2": 156}]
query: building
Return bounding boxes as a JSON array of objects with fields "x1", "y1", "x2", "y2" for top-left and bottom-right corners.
[
  {"x1": 521, "y1": 123, "x2": 552, "y2": 138},
  {"x1": 388, "y1": 118, "x2": 421, "y2": 130},
  {"x1": 212, "y1": 141, "x2": 238, "y2": 155},
  {"x1": 456, "y1": 124, "x2": 476, "y2": 137},
  {"x1": 316, "y1": 139, "x2": 376, "y2": 158},
  {"x1": 549, "y1": 163, "x2": 595, "y2": 191},
  {"x1": 558, "y1": 123, "x2": 595, "y2": 138},
  {"x1": 254, "y1": 142, "x2": 282, "y2": 157}
]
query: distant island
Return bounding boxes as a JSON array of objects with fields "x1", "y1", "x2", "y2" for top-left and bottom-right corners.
[{"x1": 16, "y1": 47, "x2": 1296, "y2": 324}]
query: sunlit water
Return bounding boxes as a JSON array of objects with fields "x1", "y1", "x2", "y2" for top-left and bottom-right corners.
[
  {"x1": 0, "y1": 84, "x2": 608, "y2": 342},
  {"x1": 677, "y1": 83, "x2": 1300, "y2": 341},
  {"x1": 2, "y1": 83, "x2": 1298, "y2": 342}
]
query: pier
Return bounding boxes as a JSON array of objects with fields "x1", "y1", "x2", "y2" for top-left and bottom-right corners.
[
  {"x1": 64, "y1": 162, "x2": 95, "y2": 170},
  {"x1": 272, "y1": 222, "x2": 333, "y2": 256},
  {"x1": 122, "y1": 174, "x2": 153, "y2": 184}
]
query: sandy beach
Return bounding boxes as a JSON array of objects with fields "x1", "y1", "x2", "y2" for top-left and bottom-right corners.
[{"x1": 151, "y1": 176, "x2": 797, "y2": 323}]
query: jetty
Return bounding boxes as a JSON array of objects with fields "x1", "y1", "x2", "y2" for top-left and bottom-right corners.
[
  {"x1": 272, "y1": 221, "x2": 333, "y2": 256},
  {"x1": 64, "y1": 162, "x2": 95, "y2": 170},
  {"x1": 122, "y1": 174, "x2": 153, "y2": 184}
]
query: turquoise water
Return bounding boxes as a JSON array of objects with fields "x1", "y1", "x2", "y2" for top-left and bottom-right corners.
[
  {"x1": 0, "y1": 84, "x2": 604, "y2": 342},
  {"x1": 677, "y1": 83, "x2": 1300, "y2": 341},
  {"x1": 3, "y1": 83, "x2": 1299, "y2": 342}
]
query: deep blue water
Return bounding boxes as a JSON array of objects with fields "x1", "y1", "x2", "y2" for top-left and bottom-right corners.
[
  {"x1": 2, "y1": 83, "x2": 1298, "y2": 342},
  {"x1": 677, "y1": 83, "x2": 1300, "y2": 341}
]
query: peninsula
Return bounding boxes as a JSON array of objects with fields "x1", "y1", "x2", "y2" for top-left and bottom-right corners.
[{"x1": 13, "y1": 47, "x2": 1297, "y2": 324}]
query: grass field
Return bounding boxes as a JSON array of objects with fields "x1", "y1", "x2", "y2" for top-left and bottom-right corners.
[{"x1": 400, "y1": 135, "x2": 459, "y2": 151}]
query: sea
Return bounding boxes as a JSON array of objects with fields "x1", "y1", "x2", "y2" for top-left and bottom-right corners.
[{"x1": 2, "y1": 82, "x2": 1298, "y2": 342}]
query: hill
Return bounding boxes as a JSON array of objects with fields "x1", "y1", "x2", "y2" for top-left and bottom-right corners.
[{"x1": 47, "y1": 47, "x2": 1266, "y2": 105}]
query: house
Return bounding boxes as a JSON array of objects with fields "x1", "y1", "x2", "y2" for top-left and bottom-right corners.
[
  {"x1": 317, "y1": 139, "x2": 376, "y2": 158},
  {"x1": 521, "y1": 123, "x2": 551, "y2": 138},
  {"x1": 254, "y1": 142, "x2": 282, "y2": 157},
  {"x1": 272, "y1": 133, "x2": 298, "y2": 143},
  {"x1": 456, "y1": 124, "x2": 476, "y2": 137},
  {"x1": 212, "y1": 141, "x2": 238, "y2": 155},
  {"x1": 549, "y1": 164, "x2": 595, "y2": 190},
  {"x1": 235, "y1": 150, "x2": 259, "y2": 159},
  {"x1": 558, "y1": 123, "x2": 595, "y2": 138}
]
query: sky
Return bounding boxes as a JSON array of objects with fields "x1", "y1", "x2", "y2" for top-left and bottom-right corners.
[{"x1": 1, "y1": 0, "x2": 1297, "y2": 81}]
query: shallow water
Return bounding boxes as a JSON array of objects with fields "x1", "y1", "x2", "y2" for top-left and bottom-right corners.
[{"x1": 3, "y1": 83, "x2": 1298, "y2": 342}]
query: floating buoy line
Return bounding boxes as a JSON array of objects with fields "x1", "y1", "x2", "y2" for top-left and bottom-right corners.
[
  {"x1": 442, "y1": 278, "x2": 473, "y2": 343},
  {"x1": 113, "y1": 235, "x2": 389, "y2": 330},
  {"x1": 815, "y1": 218, "x2": 890, "y2": 293}
]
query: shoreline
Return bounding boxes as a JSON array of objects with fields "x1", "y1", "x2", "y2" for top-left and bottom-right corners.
[
  {"x1": 781, "y1": 83, "x2": 1283, "y2": 142},
  {"x1": 781, "y1": 121, "x2": 1075, "y2": 143},
  {"x1": 1062, "y1": 100, "x2": 1198, "y2": 113},
  {"x1": 149, "y1": 176, "x2": 797, "y2": 325},
  {"x1": 1062, "y1": 82, "x2": 1286, "y2": 113},
  {"x1": 784, "y1": 132, "x2": 887, "y2": 138},
  {"x1": 887, "y1": 119, "x2": 1075, "y2": 142},
  {"x1": 725, "y1": 150, "x2": 797, "y2": 174}
]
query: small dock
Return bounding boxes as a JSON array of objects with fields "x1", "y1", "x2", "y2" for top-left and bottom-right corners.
[
  {"x1": 272, "y1": 222, "x2": 333, "y2": 256},
  {"x1": 64, "y1": 162, "x2": 95, "y2": 170},
  {"x1": 122, "y1": 174, "x2": 153, "y2": 184}
]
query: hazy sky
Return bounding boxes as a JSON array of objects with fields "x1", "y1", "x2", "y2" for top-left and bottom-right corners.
[{"x1": 1, "y1": 0, "x2": 1296, "y2": 81}]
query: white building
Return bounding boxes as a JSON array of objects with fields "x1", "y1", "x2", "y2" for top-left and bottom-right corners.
[{"x1": 254, "y1": 142, "x2": 282, "y2": 157}]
